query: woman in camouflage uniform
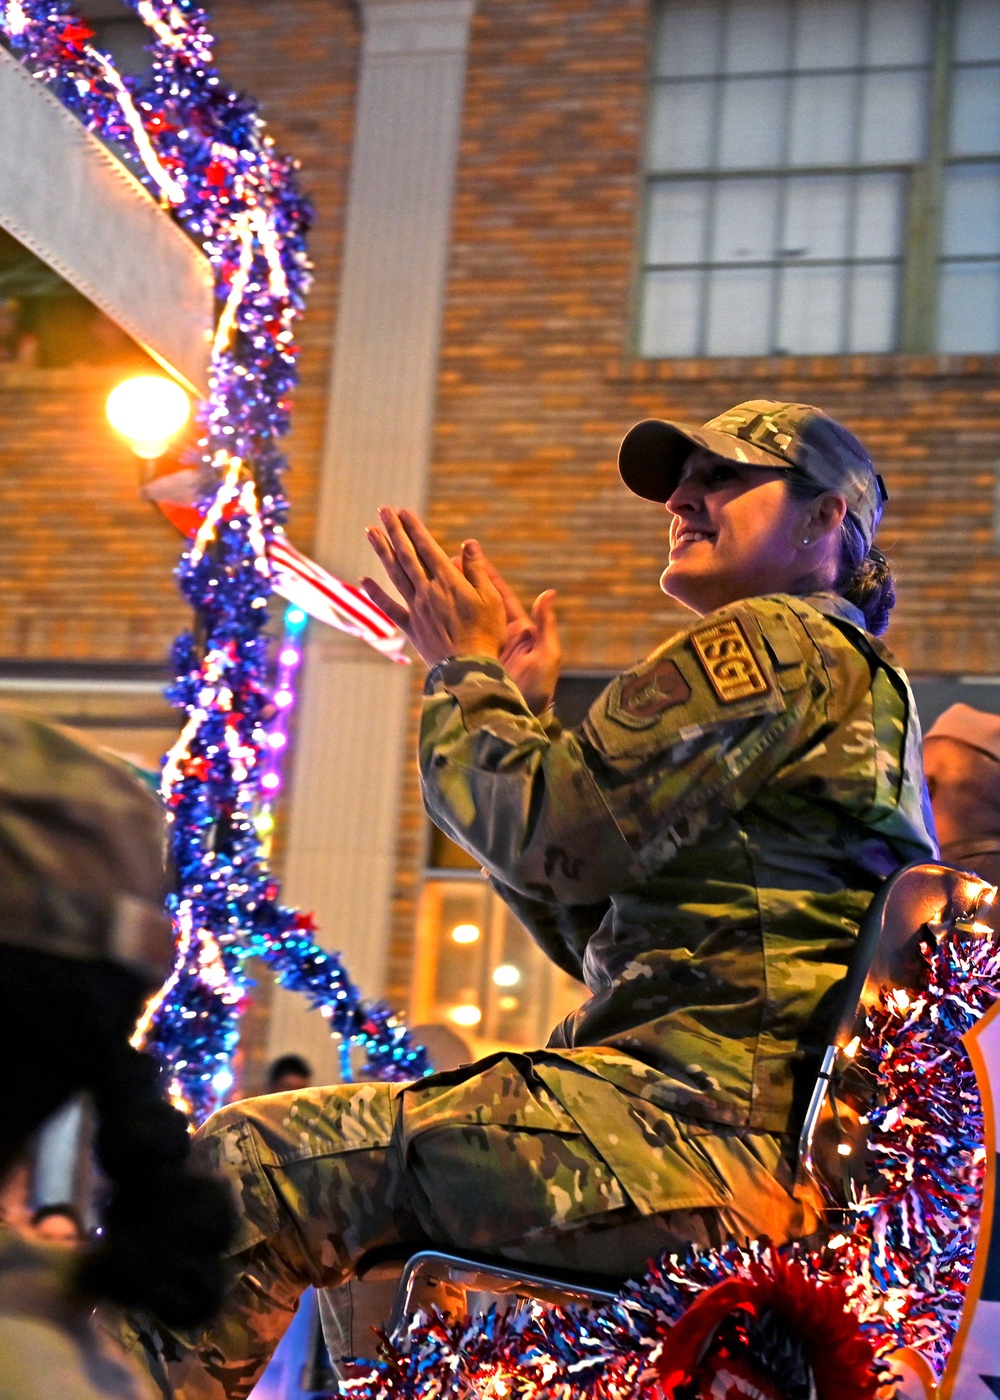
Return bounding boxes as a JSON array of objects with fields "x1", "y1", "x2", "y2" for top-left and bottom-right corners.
[{"x1": 127, "y1": 400, "x2": 936, "y2": 1399}]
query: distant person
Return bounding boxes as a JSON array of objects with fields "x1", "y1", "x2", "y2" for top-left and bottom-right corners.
[
  {"x1": 0, "y1": 713, "x2": 235, "y2": 1400},
  {"x1": 266, "y1": 1054, "x2": 312, "y2": 1092},
  {"x1": 31, "y1": 1203, "x2": 85, "y2": 1250},
  {"x1": 924, "y1": 703, "x2": 1000, "y2": 885},
  {"x1": 0, "y1": 296, "x2": 36, "y2": 365}
]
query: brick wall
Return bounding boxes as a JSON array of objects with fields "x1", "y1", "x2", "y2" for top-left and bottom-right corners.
[
  {"x1": 3, "y1": 1, "x2": 998, "y2": 1013},
  {"x1": 0, "y1": 1, "x2": 359, "y2": 664},
  {"x1": 383, "y1": 0, "x2": 1000, "y2": 1004}
]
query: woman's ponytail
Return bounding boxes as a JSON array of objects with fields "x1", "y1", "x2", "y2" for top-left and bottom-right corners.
[{"x1": 835, "y1": 514, "x2": 896, "y2": 637}]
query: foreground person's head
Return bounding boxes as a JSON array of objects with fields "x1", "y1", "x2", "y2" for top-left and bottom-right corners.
[
  {"x1": 0, "y1": 714, "x2": 234, "y2": 1328},
  {"x1": 619, "y1": 400, "x2": 893, "y2": 634}
]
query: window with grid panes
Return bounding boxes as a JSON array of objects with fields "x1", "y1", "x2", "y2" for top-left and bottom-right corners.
[{"x1": 638, "y1": 0, "x2": 1000, "y2": 358}]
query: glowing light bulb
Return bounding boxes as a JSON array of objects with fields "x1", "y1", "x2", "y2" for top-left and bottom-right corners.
[
  {"x1": 280, "y1": 648, "x2": 301, "y2": 667},
  {"x1": 492, "y1": 964, "x2": 521, "y2": 987},
  {"x1": 268, "y1": 731, "x2": 287, "y2": 750},
  {"x1": 274, "y1": 689, "x2": 294, "y2": 709},
  {"x1": 107, "y1": 374, "x2": 190, "y2": 459},
  {"x1": 449, "y1": 1003, "x2": 482, "y2": 1027},
  {"x1": 211, "y1": 1067, "x2": 234, "y2": 1095},
  {"x1": 286, "y1": 607, "x2": 306, "y2": 627},
  {"x1": 261, "y1": 772, "x2": 280, "y2": 791},
  {"x1": 451, "y1": 923, "x2": 480, "y2": 945},
  {"x1": 837, "y1": 1142, "x2": 852, "y2": 1156}
]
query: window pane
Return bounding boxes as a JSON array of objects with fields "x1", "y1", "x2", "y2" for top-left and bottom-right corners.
[
  {"x1": 955, "y1": 0, "x2": 1000, "y2": 64},
  {"x1": 640, "y1": 270, "x2": 703, "y2": 355},
  {"x1": 717, "y1": 76, "x2": 786, "y2": 168},
  {"x1": 775, "y1": 265, "x2": 846, "y2": 352},
  {"x1": 847, "y1": 264, "x2": 898, "y2": 351},
  {"x1": 788, "y1": 74, "x2": 856, "y2": 166},
  {"x1": 939, "y1": 262, "x2": 1000, "y2": 351},
  {"x1": 713, "y1": 177, "x2": 780, "y2": 261},
  {"x1": 646, "y1": 180, "x2": 711, "y2": 263},
  {"x1": 414, "y1": 878, "x2": 587, "y2": 1053},
  {"x1": 859, "y1": 69, "x2": 928, "y2": 162},
  {"x1": 854, "y1": 172, "x2": 906, "y2": 257},
  {"x1": 722, "y1": 0, "x2": 792, "y2": 74},
  {"x1": 705, "y1": 266, "x2": 773, "y2": 353},
  {"x1": 950, "y1": 66, "x2": 1000, "y2": 157},
  {"x1": 647, "y1": 81, "x2": 716, "y2": 171},
  {"x1": 942, "y1": 165, "x2": 1000, "y2": 257},
  {"x1": 654, "y1": 0, "x2": 723, "y2": 76},
  {"x1": 421, "y1": 881, "x2": 493, "y2": 1025},
  {"x1": 865, "y1": 0, "x2": 933, "y2": 67},
  {"x1": 794, "y1": 0, "x2": 864, "y2": 71},
  {"x1": 781, "y1": 175, "x2": 851, "y2": 259}
]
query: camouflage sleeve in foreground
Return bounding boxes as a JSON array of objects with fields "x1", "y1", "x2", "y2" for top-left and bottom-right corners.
[{"x1": 420, "y1": 598, "x2": 833, "y2": 906}]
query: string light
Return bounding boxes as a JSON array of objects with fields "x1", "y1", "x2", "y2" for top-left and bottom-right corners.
[
  {"x1": 15, "y1": 6, "x2": 997, "y2": 1396},
  {"x1": 1, "y1": 0, "x2": 428, "y2": 1126}
]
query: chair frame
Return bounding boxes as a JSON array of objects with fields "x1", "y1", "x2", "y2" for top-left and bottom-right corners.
[{"x1": 797, "y1": 861, "x2": 995, "y2": 1199}]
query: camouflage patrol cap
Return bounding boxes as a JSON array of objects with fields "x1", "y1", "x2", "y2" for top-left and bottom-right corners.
[
  {"x1": 619, "y1": 399, "x2": 889, "y2": 547},
  {"x1": 0, "y1": 712, "x2": 172, "y2": 987}
]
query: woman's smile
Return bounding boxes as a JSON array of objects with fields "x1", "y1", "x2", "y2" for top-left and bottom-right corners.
[{"x1": 669, "y1": 523, "x2": 716, "y2": 553}]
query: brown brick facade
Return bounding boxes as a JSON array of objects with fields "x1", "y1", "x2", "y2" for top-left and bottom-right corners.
[
  {"x1": 0, "y1": 0, "x2": 359, "y2": 663},
  {"x1": 386, "y1": 0, "x2": 1000, "y2": 1003},
  {"x1": 1, "y1": 1, "x2": 998, "y2": 1012}
]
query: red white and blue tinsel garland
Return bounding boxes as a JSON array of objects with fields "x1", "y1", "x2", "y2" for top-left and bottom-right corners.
[
  {"x1": 0, "y1": 0, "x2": 428, "y2": 1123},
  {"x1": 7, "y1": 2, "x2": 1000, "y2": 1393},
  {"x1": 342, "y1": 904, "x2": 998, "y2": 1397}
]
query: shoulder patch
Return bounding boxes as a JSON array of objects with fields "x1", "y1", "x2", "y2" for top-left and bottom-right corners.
[
  {"x1": 690, "y1": 618, "x2": 770, "y2": 705},
  {"x1": 619, "y1": 658, "x2": 691, "y2": 720}
]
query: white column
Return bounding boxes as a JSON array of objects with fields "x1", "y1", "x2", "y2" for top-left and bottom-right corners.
[{"x1": 265, "y1": 0, "x2": 476, "y2": 1078}]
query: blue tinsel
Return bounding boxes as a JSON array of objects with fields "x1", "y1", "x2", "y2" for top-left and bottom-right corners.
[{"x1": 2, "y1": 0, "x2": 428, "y2": 1124}]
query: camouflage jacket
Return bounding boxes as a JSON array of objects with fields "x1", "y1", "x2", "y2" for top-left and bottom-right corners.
[{"x1": 420, "y1": 593, "x2": 937, "y2": 1136}]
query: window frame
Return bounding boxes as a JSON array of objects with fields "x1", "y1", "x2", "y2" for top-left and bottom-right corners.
[{"x1": 636, "y1": 0, "x2": 998, "y2": 358}]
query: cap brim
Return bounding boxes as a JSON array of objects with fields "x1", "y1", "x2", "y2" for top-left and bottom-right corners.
[{"x1": 618, "y1": 419, "x2": 792, "y2": 503}]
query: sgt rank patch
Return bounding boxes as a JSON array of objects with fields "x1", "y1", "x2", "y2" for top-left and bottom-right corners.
[{"x1": 690, "y1": 618, "x2": 769, "y2": 704}]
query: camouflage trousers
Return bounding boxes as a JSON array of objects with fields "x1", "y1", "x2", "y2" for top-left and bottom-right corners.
[{"x1": 118, "y1": 1051, "x2": 821, "y2": 1400}]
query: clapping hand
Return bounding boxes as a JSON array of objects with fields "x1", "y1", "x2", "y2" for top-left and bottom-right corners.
[
  {"x1": 362, "y1": 507, "x2": 507, "y2": 669},
  {"x1": 477, "y1": 554, "x2": 560, "y2": 716},
  {"x1": 362, "y1": 509, "x2": 560, "y2": 715}
]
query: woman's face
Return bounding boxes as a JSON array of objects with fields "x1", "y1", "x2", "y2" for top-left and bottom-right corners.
[{"x1": 660, "y1": 449, "x2": 816, "y2": 615}]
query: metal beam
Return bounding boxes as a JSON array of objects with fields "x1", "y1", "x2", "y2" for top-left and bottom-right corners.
[{"x1": 0, "y1": 48, "x2": 213, "y2": 394}]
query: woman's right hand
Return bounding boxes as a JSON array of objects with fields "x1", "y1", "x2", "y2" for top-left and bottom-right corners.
[{"x1": 464, "y1": 542, "x2": 561, "y2": 716}]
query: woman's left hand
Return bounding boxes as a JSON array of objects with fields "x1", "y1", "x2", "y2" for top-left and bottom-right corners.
[{"x1": 362, "y1": 507, "x2": 507, "y2": 669}]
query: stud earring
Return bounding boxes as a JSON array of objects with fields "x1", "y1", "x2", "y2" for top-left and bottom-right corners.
[{"x1": 802, "y1": 537, "x2": 811, "y2": 546}]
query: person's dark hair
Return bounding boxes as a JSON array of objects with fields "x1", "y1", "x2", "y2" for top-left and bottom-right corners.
[
  {"x1": 0, "y1": 947, "x2": 235, "y2": 1330},
  {"x1": 785, "y1": 473, "x2": 896, "y2": 636},
  {"x1": 31, "y1": 1202, "x2": 84, "y2": 1234},
  {"x1": 266, "y1": 1053, "x2": 312, "y2": 1086}
]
